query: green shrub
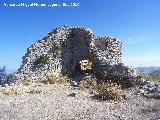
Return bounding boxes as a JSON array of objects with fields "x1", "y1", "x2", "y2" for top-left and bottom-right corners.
[
  {"x1": 52, "y1": 43, "x2": 62, "y2": 58},
  {"x1": 39, "y1": 54, "x2": 50, "y2": 65}
]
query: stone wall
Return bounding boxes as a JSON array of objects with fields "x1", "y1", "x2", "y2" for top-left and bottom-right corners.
[
  {"x1": 15, "y1": 26, "x2": 137, "y2": 84},
  {"x1": 94, "y1": 36, "x2": 122, "y2": 65}
]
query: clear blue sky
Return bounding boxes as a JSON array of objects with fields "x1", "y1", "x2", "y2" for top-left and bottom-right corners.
[{"x1": 0, "y1": 0, "x2": 160, "y2": 73}]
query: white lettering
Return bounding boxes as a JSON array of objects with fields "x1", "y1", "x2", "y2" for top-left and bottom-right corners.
[
  {"x1": 20, "y1": 3, "x2": 25, "y2": 6},
  {"x1": 10, "y1": 4, "x2": 15, "y2": 6},
  {"x1": 52, "y1": 4, "x2": 58, "y2": 7},
  {"x1": 3, "y1": 3, "x2": 7, "y2": 6},
  {"x1": 72, "y1": 3, "x2": 79, "y2": 6},
  {"x1": 63, "y1": 3, "x2": 67, "y2": 6},
  {"x1": 41, "y1": 4, "x2": 46, "y2": 7},
  {"x1": 30, "y1": 3, "x2": 33, "y2": 6}
]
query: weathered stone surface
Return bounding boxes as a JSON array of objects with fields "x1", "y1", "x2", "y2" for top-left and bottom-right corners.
[
  {"x1": 94, "y1": 37, "x2": 122, "y2": 65},
  {"x1": 15, "y1": 26, "x2": 137, "y2": 85}
]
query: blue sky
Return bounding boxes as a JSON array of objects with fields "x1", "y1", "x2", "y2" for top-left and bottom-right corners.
[{"x1": 0, "y1": 0, "x2": 160, "y2": 73}]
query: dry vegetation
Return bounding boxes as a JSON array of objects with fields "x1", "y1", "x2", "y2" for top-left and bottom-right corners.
[
  {"x1": 41, "y1": 73, "x2": 71, "y2": 84},
  {"x1": 0, "y1": 73, "x2": 70, "y2": 96},
  {"x1": 0, "y1": 73, "x2": 123, "y2": 102},
  {"x1": 95, "y1": 82, "x2": 122, "y2": 101},
  {"x1": 79, "y1": 76, "x2": 123, "y2": 101},
  {"x1": 79, "y1": 76, "x2": 97, "y2": 91},
  {"x1": 0, "y1": 82, "x2": 42, "y2": 96}
]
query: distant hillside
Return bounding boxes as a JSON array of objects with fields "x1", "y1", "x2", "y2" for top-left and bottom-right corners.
[
  {"x1": 150, "y1": 69, "x2": 160, "y2": 74},
  {"x1": 135, "y1": 67, "x2": 160, "y2": 82},
  {"x1": 149, "y1": 69, "x2": 160, "y2": 81},
  {"x1": 135, "y1": 66, "x2": 160, "y2": 74}
]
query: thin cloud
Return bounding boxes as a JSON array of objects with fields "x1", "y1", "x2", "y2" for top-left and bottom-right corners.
[{"x1": 125, "y1": 35, "x2": 146, "y2": 44}]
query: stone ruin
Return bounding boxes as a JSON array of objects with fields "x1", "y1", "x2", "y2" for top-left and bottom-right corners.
[{"x1": 15, "y1": 26, "x2": 137, "y2": 87}]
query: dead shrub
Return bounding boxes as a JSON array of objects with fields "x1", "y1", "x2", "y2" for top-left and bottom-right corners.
[
  {"x1": 41, "y1": 73, "x2": 70, "y2": 84},
  {"x1": 95, "y1": 81, "x2": 122, "y2": 101},
  {"x1": 26, "y1": 89, "x2": 42, "y2": 94},
  {"x1": 79, "y1": 76, "x2": 97, "y2": 91}
]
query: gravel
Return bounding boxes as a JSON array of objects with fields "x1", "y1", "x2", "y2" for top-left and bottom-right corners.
[{"x1": 0, "y1": 84, "x2": 159, "y2": 120}]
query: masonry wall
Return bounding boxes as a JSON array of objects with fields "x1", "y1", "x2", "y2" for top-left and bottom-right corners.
[
  {"x1": 16, "y1": 26, "x2": 95, "y2": 80},
  {"x1": 94, "y1": 36, "x2": 122, "y2": 66},
  {"x1": 15, "y1": 26, "x2": 136, "y2": 82},
  {"x1": 17, "y1": 26, "x2": 70, "y2": 80}
]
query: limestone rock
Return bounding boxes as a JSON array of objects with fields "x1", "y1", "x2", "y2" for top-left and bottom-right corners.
[{"x1": 70, "y1": 81, "x2": 78, "y2": 87}]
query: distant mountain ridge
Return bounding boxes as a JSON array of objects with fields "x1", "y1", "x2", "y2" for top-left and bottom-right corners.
[{"x1": 135, "y1": 66, "x2": 160, "y2": 74}]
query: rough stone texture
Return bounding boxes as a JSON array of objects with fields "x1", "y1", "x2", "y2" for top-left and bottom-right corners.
[
  {"x1": 94, "y1": 37, "x2": 122, "y2": 65},
  {"x1": 15, "y1": 26, "x2": 137, "y2": 84}
]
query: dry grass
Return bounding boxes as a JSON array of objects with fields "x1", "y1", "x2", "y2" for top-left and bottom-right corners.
[
  {"x1": 95, "y1": 82, "x2": 122, "y2": 101},
  {"x1": 41, "y1": 73, "x2": 71, "y2": 84},
  {"x1": 0, "y1": 83, "x2": 26, "y2": 96},
  {"x1": 26, "y1": 89, "x2": 42, "y2": 94},
  {"x1": 0, "y1": 73, "x2": 70, "y2": 96},
  {"x1": 16, "y1": 79, "x2": 33, "y2": 86},
  {"x1": 0, "y1": 82, "x2": 42, "y2": 96},
  {"x1": 79, "y1": 76, "x2": 97, "y2": 91},
  {"x1": 0, "y1": 74, "x2": 123, "y2": 102}
]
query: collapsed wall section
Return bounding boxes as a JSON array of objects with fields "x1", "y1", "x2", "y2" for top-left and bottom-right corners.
[{"x1": 93, "y1": 37, "x2": 137, "y2": 87}]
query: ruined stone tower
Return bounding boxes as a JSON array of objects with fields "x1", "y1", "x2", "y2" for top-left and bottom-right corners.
[{"x1": 16, "y1": 26, "x2": 136, "y2": 85}]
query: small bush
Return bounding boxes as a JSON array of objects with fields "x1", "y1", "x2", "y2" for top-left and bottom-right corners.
[
  {"x1": 95, "y1": 82, "x2": 122, "y2": 101},
  {"x1": 26, "y1": 89, "x2": 42, "y2": 94},
  {"x1": 41, "y1": 73, "x2": 70, "y2": 84},
  {"x1": 0, "y1": 66, "x2": 6, "y2": 84},
  {"x1": 52, "y1": 43, "x2": 62, "y2": 58},
  {"x1": 2, "y1": 73, "x2": 16, "y2": 86},
  {"x1": 79, "y1": 76, "x2": 97, "y2": 90},
  {"x1": 39, "y1": 54, "x2": 50, "y2": 65}
]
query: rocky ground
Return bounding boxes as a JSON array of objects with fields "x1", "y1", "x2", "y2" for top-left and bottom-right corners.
[{"x1": 0, "y1": 82, "x2": 159, "y2": 120}]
